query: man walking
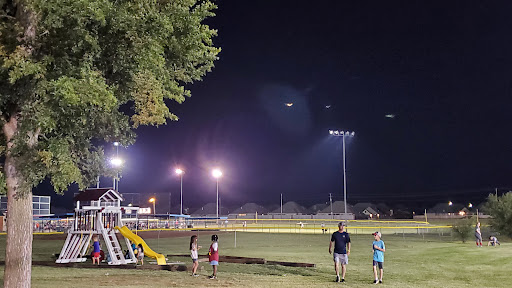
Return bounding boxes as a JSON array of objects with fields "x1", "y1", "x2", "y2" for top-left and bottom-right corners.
[{"x1": 329, "y1": 222, "x2": 351, "y2": 282}]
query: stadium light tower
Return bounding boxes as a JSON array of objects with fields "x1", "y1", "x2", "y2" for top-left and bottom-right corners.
[
  {"x1": 329, "y1": 130, "x2": 355, "y2": 214},
  {"x1": 212, "y1": 168, "x2": 223, "y2": 221},
  {"x1": 149, "y1": 197, "x2": 156, "y2": 214},
  {"x1": 175, "y1": 168, "x2": 184, "y2": 215}
]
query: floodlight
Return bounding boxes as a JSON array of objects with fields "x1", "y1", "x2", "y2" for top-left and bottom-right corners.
[
  {"x1": 110, "y1": 157, "x2": 123, "y2": 167},
  {"x1": 212, "y1": 168, "x2": 222, "y2": 179}
]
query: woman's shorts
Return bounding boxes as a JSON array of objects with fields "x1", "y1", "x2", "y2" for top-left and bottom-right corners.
[
  {"x1": 93, "y1": 252, "x2": 101, "y2": 258},
  {"x1": 192, "y1": 258, "x2": 198, "y2": 263},
  {"x1": 210, "y1": 260, "x2": 219, "y2": 266}
]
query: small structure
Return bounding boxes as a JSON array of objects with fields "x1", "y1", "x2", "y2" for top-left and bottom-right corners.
[{"x1": 56, "y1": 188, "x2": 138, "y2": 265}]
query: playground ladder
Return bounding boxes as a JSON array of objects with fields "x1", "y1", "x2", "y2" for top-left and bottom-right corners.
[{"x1": 100, "y1": 226, "x2": 126, "y2": 265}]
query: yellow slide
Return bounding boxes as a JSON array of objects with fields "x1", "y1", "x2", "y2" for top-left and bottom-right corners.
[{"x1": 115, "y1": 226, "x2": 167, "y2": 265}]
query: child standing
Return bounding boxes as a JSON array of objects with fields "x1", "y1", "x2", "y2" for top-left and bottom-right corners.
[
  {"x1": 475, "y1": 222, "x2": 482, "y2": 247},
  {"x1": 136, "y1": 243, "x2": 144, "y2": 265},
  {"x1": 208, "y1": 234, "x2": 219, "y2": 279},
  {"x1": 190, "y1": 235, "x2": 202, "y2": 276},
  {"x1": 372, "y1": 232, "x2": 385, "y2": 284},
  {"x1": 92, "y1": 236, "x2": 101, "y2": 265}
]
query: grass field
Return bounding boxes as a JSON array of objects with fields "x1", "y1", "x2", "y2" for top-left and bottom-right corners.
[{"x1": 0, "y1": 231, "x2": 510, "y2": 287}]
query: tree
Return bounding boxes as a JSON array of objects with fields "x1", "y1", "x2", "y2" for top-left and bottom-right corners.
[
  {"x1": 0, "y1": 0, "x2": 220, "y2": 286},
  {"x1": 484, "y1": 192, "x2": 512, "y2": 238},
  {"x1": 451, "y1": 218, "x2": 474, "y2": 243}
]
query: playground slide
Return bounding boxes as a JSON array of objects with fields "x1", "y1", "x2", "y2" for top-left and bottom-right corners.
[{"x1": 115, "y1": 226, "x2": 167, "y2": 265}]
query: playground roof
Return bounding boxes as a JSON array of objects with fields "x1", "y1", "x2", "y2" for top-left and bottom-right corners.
[{"x1": 74, "y1": 188, "x2": 123, "y2": 202}]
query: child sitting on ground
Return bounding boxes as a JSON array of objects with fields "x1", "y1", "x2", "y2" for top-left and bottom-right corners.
[{"x1": 487, "y1": 236, "x2": 500, "y2": 246}]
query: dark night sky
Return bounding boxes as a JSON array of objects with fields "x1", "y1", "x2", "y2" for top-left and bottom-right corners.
[{"x1": 42, "y1": 1, "x2": 512, "y2": 212}]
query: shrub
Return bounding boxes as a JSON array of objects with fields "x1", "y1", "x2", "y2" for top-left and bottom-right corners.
[{"x1": 452, "y1": 218, "x2": 474, "y2": 242}]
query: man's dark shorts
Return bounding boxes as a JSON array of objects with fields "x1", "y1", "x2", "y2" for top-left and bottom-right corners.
[{"x1": 373, "y1": 260, "x2": 383, "y2": 269}]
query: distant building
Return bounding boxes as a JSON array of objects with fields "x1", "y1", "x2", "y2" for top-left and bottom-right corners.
[{"x1": 0, "y1": 195, "x2": 51, "y2": 217}]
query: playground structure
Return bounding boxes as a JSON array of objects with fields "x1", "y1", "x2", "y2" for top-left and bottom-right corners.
[{"x1": 56, "y1": 188, "x2": 166, "y2": 265}]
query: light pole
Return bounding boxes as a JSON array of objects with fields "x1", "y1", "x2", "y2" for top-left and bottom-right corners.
[
  {"x1": 329, "y1": 130, "x2": 355, "y2": 214},
  {"x1": 110, "y1": 156, "x2": 123, "y2": 191},
  {"x1": 175, "y1": 168, "x2": 184, "y2": 215},
  {"x1": 212, "y1": 168, "x2": 223, "y2": 222},
  {"x1": 149, "y1": 197, "x2": 156, "y2": 214},
  {"x1": 113, "y1": 142, "x2": 120, "y2": 190}
]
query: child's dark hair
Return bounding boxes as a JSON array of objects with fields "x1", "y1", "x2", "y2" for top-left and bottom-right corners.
[
  {"x1": 137, "y1": 243, "x2": 143, "y2": 252},
  {"x1": 190, "y1": 235, "x2": 197, "y2": 250},
  {"x1": 211, "y1": 234, "x2": 218, "y2": 241}
]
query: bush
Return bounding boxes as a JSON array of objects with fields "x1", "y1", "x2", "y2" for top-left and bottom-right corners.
[
  {"x1": 452, "y1": 218, "x2": 474, "y2": 242},
  {"x1": 484, "y1": 192, "x2": 512, "y2": 238}
]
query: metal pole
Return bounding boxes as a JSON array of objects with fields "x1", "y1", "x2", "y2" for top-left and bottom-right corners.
[
  {"x1": 216, "y1": 179, "x2": 219, "y2": 222},
  {"x1": 329, "y1": 193, "x2": 333, "y2": 219},
  {"x1": 180, "y1": 174, "x2": 183, "y2": 215},
  {"x1": 342, "y1": 133, "x2": 347, "y2": 214},
  {"x1": 96, "y1": 176, "x2": 100, "y2": 188},
  {"x1": 280, "y1": 193, "x2": 283, "y2": 214}
]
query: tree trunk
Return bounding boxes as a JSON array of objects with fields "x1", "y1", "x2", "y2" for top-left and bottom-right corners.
[{"x1": 3, "y1": 115, "x2": 33, "y2": 288}]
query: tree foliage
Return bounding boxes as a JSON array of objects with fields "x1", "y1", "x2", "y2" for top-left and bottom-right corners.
[
  {"x1": 0, "y1": 1, "x2": 219, "y2": 286},
  {"x1": 451, "y1": 218, "x2": 474, "y2": 243},
  {"x1": 0, "y1": 0, "x2": 220, "y2": 194},
  {"x1": 484, "y1": 192, "x2": 512, "y2": 238}
]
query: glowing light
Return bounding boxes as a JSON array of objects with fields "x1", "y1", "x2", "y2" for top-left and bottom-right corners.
[
  {"x1": 468, "y1": 203, "x2": 473, "y2": 208},
  {"x1": 448, "y1": 201, "x2": 453, "y2": 206},
  {"x1": 458, "y1": 211, "x2": 465, "y2": 216},
  {"x1": 351, "y1": 131, "x2": 355, "y2": 136},
  {"x1": 175, "y1": 168, "x2": 184, "y2": 175},
  {"x1": 329, "y1": 130, "x2": 334, "y2": 135},
  {"x1": 385, "y1": 114, "x2": 395, "y2": 118},
  {"x1": 149, "y1": 198, "x2": 155, "y2": 203},
  {"x1": 212, "y1": 168, "x2": 223, "y2": 179},
  {"x1": 113, "y1": 142, "x2": 120, "y2": 146},
  {"x1": 285, "y1": 103, "x2": 293, "y2": 107},
  {"x1": 110, "y1": 157, "x2": 123, "y2": 167}
]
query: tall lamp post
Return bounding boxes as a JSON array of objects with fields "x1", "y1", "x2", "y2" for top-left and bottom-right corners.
[
  {"x1": 110, "y1": 156, "x2": 123, "y2": 191},
  {"x1": 329, "y1": 130, "x2": 355, "y2": 214},
  {"x1": 113, "y1": 142, "x2": 120, "y2": 190},
  {"x1": 175, "y1": 168, "x2": 184, "y2": 215},
  {"x1": 212, "y1": 168, "x2": 223, "y2": 222},
  {"x1": 149, "y1": 197, "x2": 156, "y2": 215}
]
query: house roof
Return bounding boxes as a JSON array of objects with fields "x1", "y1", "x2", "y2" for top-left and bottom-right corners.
[
  {"x1": 74, "y1": 188, "x2": 123, "y2": 202},
  {"x1": 318, "y1": 201, "x2": 353, "y2": 214},
  {"x1": 270, "y1": 201, "x2": 308, "y2": 214},
  {"x1": 230, "y1": 203, "x2": 268, "y2": 214}
]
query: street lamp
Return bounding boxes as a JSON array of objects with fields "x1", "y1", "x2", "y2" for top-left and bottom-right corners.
[
  {"x1": 212, "y1": 168, "x2": 223, "y2": 221},
  {"x1": 175, "y1": 168, "x2": 184, "y2": 215},
  {"x1": 329, "y1": 130, "x2": 355, "y2": 214},
  {"x1": 448, "y1": 201, "x2": 453, "y2": 206},
  {"x1": 149, "y1": 197, "x2": 156, "y2": 214}
]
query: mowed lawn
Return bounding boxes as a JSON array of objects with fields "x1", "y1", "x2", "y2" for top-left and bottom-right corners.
[{"x1": 0, "y1": 232, "x2": 510, "y2": 287}]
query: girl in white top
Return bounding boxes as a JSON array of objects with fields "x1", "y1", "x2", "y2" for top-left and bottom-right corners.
[{"x1": 190, "y1": 235, "x2": 201, "y2": 276}]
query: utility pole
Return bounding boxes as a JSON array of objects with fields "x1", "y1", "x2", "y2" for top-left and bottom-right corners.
[
  {"x1": 168, "y1": 192, "x2": 171, "y2": 214},
  {"x1": 280, "y1": 193, "x2": 283, "y2": 214},
  {"x1": 329, "y1": 193, "x2": 333, "y2": 219}
]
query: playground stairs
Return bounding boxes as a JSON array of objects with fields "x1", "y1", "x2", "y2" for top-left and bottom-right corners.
[
  {"x1": 56, "y1": 233, "x2": 92, "y2": 264},
  {"x1": 100, "y1": 227, "x2": 126, "y2": 265}
]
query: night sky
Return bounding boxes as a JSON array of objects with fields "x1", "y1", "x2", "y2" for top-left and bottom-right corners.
[{"x1": 42, "y1": 1, "x2": 512, "y2": 212}]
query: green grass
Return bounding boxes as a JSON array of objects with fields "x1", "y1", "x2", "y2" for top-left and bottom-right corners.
[{"x1": 0, "y1": 232, "x2": 510, "y2": 287}]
